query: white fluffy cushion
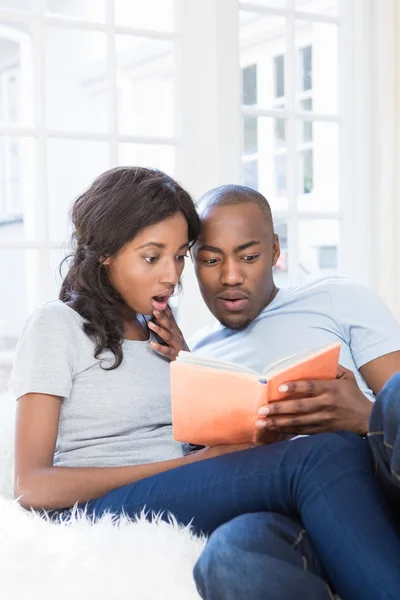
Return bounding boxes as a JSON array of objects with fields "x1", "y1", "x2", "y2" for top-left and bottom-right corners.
[{"x1": 0, "y1": 390, "x2": 204, "y2": 599}]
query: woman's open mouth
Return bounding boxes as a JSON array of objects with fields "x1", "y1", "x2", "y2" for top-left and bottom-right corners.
[{"x1": 151, "y1": 293, "x2": 173, "y2": 311}]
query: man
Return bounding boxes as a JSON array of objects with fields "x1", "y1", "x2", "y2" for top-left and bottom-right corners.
[{"x1": 150, "y1": 184, "x2": 400, "y2": 600}]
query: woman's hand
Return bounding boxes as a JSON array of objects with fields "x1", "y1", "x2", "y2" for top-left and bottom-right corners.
[{"x1": 148, "y1": 305, "x2": 189, "y2": 360}]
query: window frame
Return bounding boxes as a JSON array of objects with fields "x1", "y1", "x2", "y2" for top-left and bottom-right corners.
[{"x1": 0, "y1": 0, "x2": 375, "y2": 339}]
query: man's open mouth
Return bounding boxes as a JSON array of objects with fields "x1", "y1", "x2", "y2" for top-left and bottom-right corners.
[{"x1": 217, "y1": 295, "x2": 249, "y2": 312}]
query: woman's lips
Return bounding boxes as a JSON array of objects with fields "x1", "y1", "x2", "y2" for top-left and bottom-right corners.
[
  {"x1": 151, "y1": 296, "x2": 170, "y2": 311},
  {"x1": 218, "y1": 298, "x2": 248, "y2": 312}
]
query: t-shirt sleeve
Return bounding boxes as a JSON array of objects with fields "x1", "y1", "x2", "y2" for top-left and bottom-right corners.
[
  {"x1": 8, "y1": 303, "x2": 79, "y2": 400},
  {"x1": 329, "y1": 279, "x2": 400, "y2": 368}
]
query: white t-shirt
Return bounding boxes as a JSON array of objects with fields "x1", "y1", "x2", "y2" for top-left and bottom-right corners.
[
  {"x1": 190, "y1": 277, "x2": 400, "y2": 401},
  {"x1": 9, "y1": 301, "x2": 183, "y2": 468}
]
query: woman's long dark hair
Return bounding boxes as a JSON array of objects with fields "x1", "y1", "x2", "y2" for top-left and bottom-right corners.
[{"x1": 59, "y1": 166, "x2": 201, "y2": 369}]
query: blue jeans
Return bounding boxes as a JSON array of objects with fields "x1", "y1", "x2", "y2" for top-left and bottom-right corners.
[
  {"x1": 368, "y1": 371, "x2": 400, "y2": 530},
  {"x1": 194, "y1": 512, "x2": 334, "y2": 600},
  {"x1": 66, "y1": 429, "x2": 400, "y2": 600}
]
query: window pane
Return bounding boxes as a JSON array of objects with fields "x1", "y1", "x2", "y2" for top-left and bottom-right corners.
[
  {"x1": 243, "y1": 116, "x2": 258, "y2": 155},
  {"x1": 0, "y1": 23, "x2": 33, "y2": 125},
  {"x1": 296, "y1": 0, "x2": 339, "y2": 16},
  {"x1": 118, "y1": 144, "x2": 175, "y2": 178},
  {"x1": 243, "y1": 159, "x2": 258, "y2": 190},
  {"x1": 0, "y1": 249, "x2": 41, "y2": 388},
  {"x1": 298, "y1": 219, "x2": 339, "y2": 281},
  {"x1": 297, "y1": 120, "x2": 339, "y2": 211},
  {"x1": 47, "y1": 139, "x2": 109, "y2": 242},
  {"x1": 116, "y1": 36, "x2": 174, "y2": 137},
  {"x1": 240, "y1": 12, "x2": 287, "y2": 110},
  {"x1": 296, "y1": 20, "x2": 338, "y2": 114},
  {"x1": 273, "y1": 218, "x2": 289, "y2": 287},
  {"x1": 242, "y1": 116, "x2": 288, "y2": 212},
  {"x1": 50, "y1": 248, "x2": 70, "y2": 301},
  {"x1": 45, "y1": 28, "x2": 108, "y2": 133},
  {"x1": 0, "y1": 0, "x2": 33, "y2": 9},
  {"x1": 241, "y1": 64, "x2": 257, "y2": 105},
  {"x1": 0, "y1": 137, "x2": 37, "y2": 242},
  {"x1": 115, "y1": 0, "x2": 174, "y2": 32},
  {"x1": 45, "y1": 0, "x2": 106, "y2": 22},
  {"x1": 245, "y1": 0, "x2": 288, "y2": 7}
]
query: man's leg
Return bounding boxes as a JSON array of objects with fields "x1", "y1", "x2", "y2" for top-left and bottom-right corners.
[
  {"x1": 194, "y1": 512, "x2": 335, "y2": 600},
  {"x1": 368, "y1": 372, "x2": 400, "y2": 529}
]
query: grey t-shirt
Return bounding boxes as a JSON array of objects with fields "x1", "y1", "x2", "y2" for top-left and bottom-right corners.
[{"x1": 9, "y1": 301, "x2": 183, "y2": 468}]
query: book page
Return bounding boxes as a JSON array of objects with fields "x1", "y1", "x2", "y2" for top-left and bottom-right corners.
[{"x1": 177, "y1": 351, "x2": 258, "y2": 375}]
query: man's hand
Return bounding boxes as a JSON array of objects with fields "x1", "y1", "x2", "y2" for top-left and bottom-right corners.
[
  {"x1": 255, "y1": 365, "x2": 373, "y2": 436},
  {"x1": 148, "y1": 305, "x2": 189, "y2": 361}
]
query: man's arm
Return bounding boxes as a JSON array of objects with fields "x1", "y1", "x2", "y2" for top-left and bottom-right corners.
[{"x1": 359, "y1": 351, "x2": 400, "y2": 395}]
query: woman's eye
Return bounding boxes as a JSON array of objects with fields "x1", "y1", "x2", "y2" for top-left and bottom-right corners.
[
  {"x1": 144, "y1": 256, "x2": 159, "y2": 264},
  {"x1": 242, "y1": 255, "x2": 259, "y2": 262},
  {"x1": 176, "y1": 253, "x2": 188, "y2": 261}
]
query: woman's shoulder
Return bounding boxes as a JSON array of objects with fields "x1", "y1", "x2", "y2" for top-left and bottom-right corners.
[
  {"x1": 30, "y1": 300, "x2": 85, "y2": 325},
  {"x1": 22, "y1": 301, "x2": 87, "y2": 343}
]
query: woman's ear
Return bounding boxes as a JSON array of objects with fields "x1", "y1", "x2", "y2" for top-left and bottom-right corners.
[{"x1": 99, "y1": 256, "x2": 111, "y2": 265}]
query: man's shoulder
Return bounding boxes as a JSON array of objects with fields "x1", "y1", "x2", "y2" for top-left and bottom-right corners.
[
  {"x1": 281, "y1": 276, "x2": 366, "y2": 303},
  {"x1": 188, "y1": 320, "x2": 224, "y2": 351}
]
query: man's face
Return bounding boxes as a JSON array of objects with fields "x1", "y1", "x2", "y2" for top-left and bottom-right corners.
[{"x1": 192, "y1": 203, "x2": 280, "y2": 330}]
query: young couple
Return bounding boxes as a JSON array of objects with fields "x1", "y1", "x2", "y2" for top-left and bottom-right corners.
[{"x1": 10, "y1": 167, "x2": 400, "y2": 600}]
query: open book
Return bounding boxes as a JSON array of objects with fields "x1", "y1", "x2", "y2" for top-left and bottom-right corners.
[{"x1": 171, "y1": 342, "x2": 341, "y2": 446}]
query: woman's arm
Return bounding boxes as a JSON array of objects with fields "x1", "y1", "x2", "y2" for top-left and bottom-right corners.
[{"x1": 15, "y1": 393, "x2": 249, "y2": 510}]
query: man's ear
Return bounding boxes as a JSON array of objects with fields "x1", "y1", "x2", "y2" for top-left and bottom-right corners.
[{"x1": 271, "y1": 234, "x2": 281, "y2": 267}]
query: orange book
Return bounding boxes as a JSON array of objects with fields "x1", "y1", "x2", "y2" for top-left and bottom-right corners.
[{"x1": 171, "y1": 342, "x2": 341, "y2": 446}]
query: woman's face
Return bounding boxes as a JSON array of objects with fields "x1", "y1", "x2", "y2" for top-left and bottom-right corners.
[{"x1": 104, "y1": 212, "x2": 189, "y2": 316}]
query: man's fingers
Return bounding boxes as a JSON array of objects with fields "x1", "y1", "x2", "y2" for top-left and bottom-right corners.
[
  {"x1": 255, "y1": 411, "x2": 333, "y2": 431},
  {"x1": 260, "y1": 395, "x2": 331, "y2": 417},
  {"x1": 278, "y1": 379, "x2": 330, "y2": 397}
]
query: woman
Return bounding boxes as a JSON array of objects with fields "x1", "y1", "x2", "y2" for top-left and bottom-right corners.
[{"x1": 10, "y1": 166, "x2": 400, "y2": 600}]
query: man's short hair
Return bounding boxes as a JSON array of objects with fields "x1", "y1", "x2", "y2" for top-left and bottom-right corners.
[{"x1": 196, "y1": 184, "x2": 274, "y2": 231}]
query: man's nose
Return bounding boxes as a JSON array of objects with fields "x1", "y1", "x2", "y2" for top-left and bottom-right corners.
[{"x1": 220, "y1": 259, "x2": 245, "y2": 286}]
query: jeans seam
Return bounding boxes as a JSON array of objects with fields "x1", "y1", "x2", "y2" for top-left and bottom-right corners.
[
  {"x1": 292, "y1": 528, "x2": 306, "y2": 549},
  {"x1": 367, "y1": 431, "x2": 384, "y2": 437},
  {"x1": 301, "y1": 554, "x2": 307, "y2": 571}
]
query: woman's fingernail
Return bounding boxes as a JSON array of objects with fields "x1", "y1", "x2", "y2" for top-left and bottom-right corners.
[
  {"x1": 148, "y1": 322, "x2": 154, "y2": 329},
  {"x1": 258, "y1": 406, "x2": 269, "y2": 416},
  {"x1": 255, "y1": 419, "x2": 266, "y2": 428},
  {"x1": 153, "y1": 310, "x2": 160, "y2": 317},
  {"x1": 279, "y1": 384, "x2": 289, "y2": 393}
]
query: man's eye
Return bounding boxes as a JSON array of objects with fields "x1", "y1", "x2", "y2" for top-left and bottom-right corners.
[
  {"x1": 203, "y1": 258, "x2": 219, "y2": 265},
  {"x1": 144, "y1": 256, "x2": 159, "y2": 263},
  {"x1": 242, "y1": 255, "x2": 259, "y2": 262}
]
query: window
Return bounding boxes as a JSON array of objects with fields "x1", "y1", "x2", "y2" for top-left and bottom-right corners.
[
  {"x1": 0, "y1": 0, "x2": 371, "y2": 377},
  {"x1": 299, "y1": 45, "x2": 312, "y2": 91},
  {"x1": 240, "y1": 1, "x2": 340, "y2": 282},
  {"x1": 274, "y1": 54, "x2": 284, "y2": 99},
  {"x1": 0, "y1": 0, "x2": 178, "y2": 368},
  {"x1": 318, "y1": 245, "x2": 338, "y2": 270},
  {"x1": 242, "y1": 64, "x2": 257, "y2": 105}
]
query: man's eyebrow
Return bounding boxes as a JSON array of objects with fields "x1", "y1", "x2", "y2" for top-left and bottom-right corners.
[
  {"x1": 234, "y1": 241, "x2": 261, "y2": 253},
  {"x1": 196, "y1": 244, "x2": 223, "y2": 254}
]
